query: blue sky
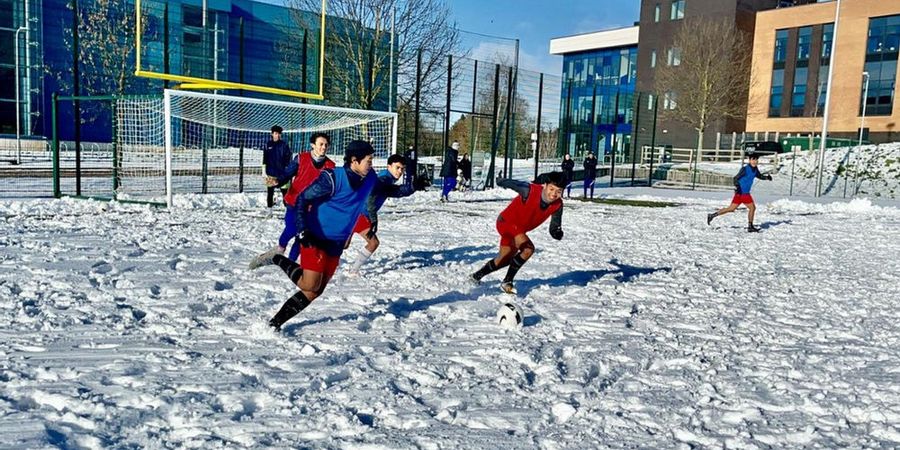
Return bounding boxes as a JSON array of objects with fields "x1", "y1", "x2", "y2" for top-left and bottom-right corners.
[{"x1": 450, "y1": 0, "x2": 640, "y2": 74}]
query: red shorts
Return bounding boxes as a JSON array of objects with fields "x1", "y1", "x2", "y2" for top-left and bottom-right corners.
[
  {"x1": 496, "y1": 219, "x2": 526, "y2": 248},
  {"x1": 300, "y1": 245, "x2": 340, "y2": 279},
  {"x1": 731, "y1": 193, "x2": 754, "y2": 205},
  {"x1": 352, "y1": 214, "x2": 371, "y2": 234}
]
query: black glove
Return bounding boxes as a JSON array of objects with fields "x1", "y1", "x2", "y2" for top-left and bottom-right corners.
[
  {"x1": 763, "y1": 174, "x2": 773, "y2": 181},
  {"x1": 550, "y1": 228, "x2": 564, "y2": 240},
  {"x1": 366, "y1": 222, "x2": 378, "y2": 239},
  {"x1": 297, "y1": 230, "x2": 313, "y2": 247}
]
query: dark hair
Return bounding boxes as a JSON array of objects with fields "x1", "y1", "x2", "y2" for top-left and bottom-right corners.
[
  {"x1": 309, "y1": 132, "x2": 330, "y2": 145},
  {"x1": 543, "y1": 171, "x2": 569, "y2": 188},
  {"x1": 387, "y1": 154, "x2": 406, "y2": 165},
  {"x1": 748, "y1": 153, "x2": 760, "y2": 160},
  {"x1": 344, "y1": 140, "x2": 375, "y2": 164},
  {"x1": 271, "y1": 125, "x2": 283, "y2": 133}
]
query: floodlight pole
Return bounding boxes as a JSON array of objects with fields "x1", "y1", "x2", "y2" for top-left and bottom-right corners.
[
  {"x1": 816, "y1": 0, "x2": 841, "y2": 197},
  {"x1": 848, "y1": 71, "x2": 869, "y2": 197},
  {"x1": 15, "y1": 25, "x2": 27, "y2": 165}
]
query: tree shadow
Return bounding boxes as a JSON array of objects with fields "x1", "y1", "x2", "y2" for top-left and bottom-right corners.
[{"x1": 515, "y1": 259, "x2": 672, "y2": 296}]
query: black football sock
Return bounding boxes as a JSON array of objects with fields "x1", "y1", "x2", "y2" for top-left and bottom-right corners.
[
  {"x1": 502, "y1": 255, "x2": 528, "y2": 283},
  {"x1": 473, "y1": 259, "x2": 503, "y2": 280},
  {"x1": 269, "y1": 291, "x2": 312, "y2": 329},
  {"x1": 273, "y1": 254, "x2": 303, "y2": 285}
]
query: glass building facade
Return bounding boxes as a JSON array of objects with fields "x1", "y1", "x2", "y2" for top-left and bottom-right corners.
[
  {"x1": 863, "y1": 14, "x2": 900, "y2": 116},
  {"x1": 559, "y1": 46, "x2": 638, "y2": 161}
]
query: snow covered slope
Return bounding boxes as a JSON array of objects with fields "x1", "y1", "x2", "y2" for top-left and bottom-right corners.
[{"x1": 1, "y1": 191, "x2": 899, "y2": 448}]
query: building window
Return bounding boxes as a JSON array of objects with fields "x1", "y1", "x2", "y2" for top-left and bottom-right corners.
[
  {"x1": 821, "y1": 23, "x2": 834, "y2": 61},
  {"x1": 791, "y1": 67, "x2": 808, "y2": 117},
  {"x1": 769, "y1": 68, "x2": 784, "y2": 117},
  {"x1": 670, "y1": 0, "x2": 685, "y2": 20},
  {"x1": 774, "y1": 29, "x2": 788, "y2": 66},
  {"x1": 648, "y1": 93, "x2": 655, "y2": 110},
  {"x1": 862, "y1": 15, "x2": 900, "y2": 116},
  {"x1": 797, "y1": 26, "x2": 812, "y2": 64},
  {"x1": 664, "y1": 91, "x2": 677, "y2": 110},
  {"x1": 651, "y1": 50, "x2": 657, "y2": 68},
  {"x1": 667, "y1": 48, "x2": 681, "y2": 66},
  {"x1": 655, "y1": 4, "x2": 661, "y2": 22}
]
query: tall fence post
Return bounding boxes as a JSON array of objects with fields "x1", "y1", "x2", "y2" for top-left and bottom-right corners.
[
  {"x1": 534, "y1": 73, "x2": 543, "y2": 181},
  {"x1": 301, "y1": 29, "x2": 308, "y2": 103},
  {"x1": 631, "y1": 92, "x2": 642, "y2": 186},
  {"x1": 443, "y1": 55, "x2": 452, "y2": 160},
  {"x1": 72, "y1": 0, "x2": 81, "y2": 196},
  {"x1": 239, "y1": 17, "x2": 244, "y2": 97},
  {"x1": 648, "y1": 95, "x2": 659, "y2": 187},
  {"x1": 413, "y1": 49, "x2": 421, "y2": 166},
  {"x1": 164, "y1": 3, "x2": 170, "y2": 89},
  {"x1": 503, "y1": 66, "x2": 513, "y2": 178},
  {"x1": 238, "y1": 140, "x2": 245, "y2": 193},
  {"x1": 610, "y1": 90, "x2": 620, "y2": 188},
  {"x1": 112, "y1": 98, "x2": 119, "y2": 200},
  {"x1": 487, "y1": 64, "x2": 500, "y2": 188},
  {"x1": 52, "y1": 93, "x2": 60, "y2": 198}
]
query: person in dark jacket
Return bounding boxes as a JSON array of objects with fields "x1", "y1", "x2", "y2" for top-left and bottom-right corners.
[
  {"x1": 263, "y1": 126, "x2": 293, "y2": 208},
  {"x1": 458, "y1": 153, "x2": 473, "y2": 191},
  {"x1": 404, "y1": 145, "x2": 419, "y2": 188},
  {"x1": 440, "y1": 141, "x2": 460, "y2": 202},
  {"x1": 255, "y1": 140, "x2": 378, "y2": 331},
  {"x1": 560, "y1": 153, "x2": 575, "y2": 198},
  {"x1": 707, "y1": 153, "x2": 773, "y2": 232},
  {"x1": 345, "y1": 154, "x2": 416, "y2": 274},
  {"x1": 470, "y1": 172, "x2": 566, "y2": 295},
  {"x1": 583, "y1": 152, "x2": 598, "y2": 199}
]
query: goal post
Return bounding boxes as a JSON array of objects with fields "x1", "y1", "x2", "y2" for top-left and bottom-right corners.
[{"x1": 157, "y1": 90, "x2": 398, "y2": 207}]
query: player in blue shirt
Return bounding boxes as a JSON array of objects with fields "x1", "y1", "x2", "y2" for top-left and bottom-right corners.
[
  {"x1": 253, "y1": 140, "x2": 377, "y2": 331},
  {"x1": 346, "y1": 154, "x2": 416, "y2": 274},
  {"x1": 707, "y1": 153, "x2": 772, "y2": 232}
]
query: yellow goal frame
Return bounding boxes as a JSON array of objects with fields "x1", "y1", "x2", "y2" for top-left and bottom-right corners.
[{"x1": 134, "y1": 0, "x2": 326, "y2": 100}]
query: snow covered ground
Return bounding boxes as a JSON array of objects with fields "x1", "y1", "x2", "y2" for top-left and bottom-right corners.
[{"x1": 2, "y1": 188, "x2": 900, "y2": 448}]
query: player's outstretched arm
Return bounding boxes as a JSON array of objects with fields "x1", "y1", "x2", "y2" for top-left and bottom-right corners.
[{"x1": 497, "y1": 178, "x2": 531, "y2": 198}]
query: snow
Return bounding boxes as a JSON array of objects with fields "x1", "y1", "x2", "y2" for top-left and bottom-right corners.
[{"x1": 2, "y1": 188, "x2": 900, "y2": 448}]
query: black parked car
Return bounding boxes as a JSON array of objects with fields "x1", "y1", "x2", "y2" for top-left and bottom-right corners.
[{"x1": 742, "y1": 141, "x2": 786, "y2": 156}]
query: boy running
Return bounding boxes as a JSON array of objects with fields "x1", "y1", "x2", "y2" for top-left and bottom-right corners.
[
  {"x1": 471, "y1": 172, "x2": 567, "y2": 294},
  {"x1": 346, "y1": 154, "x2": 416, "y2": 274},
  {"x1": 256, "y1": 140, "x2": 378, "y2": 331},
  {"x1": 707, "y1": 153, "x2": 773, "y2": 232},
  {"x1": 250, "y1": 132, "x2": 334, "y2": 268}
]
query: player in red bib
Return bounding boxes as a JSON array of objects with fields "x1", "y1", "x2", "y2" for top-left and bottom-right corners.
[
  {"x1": 250, "y1": 132, "x2": 335, "y2": 268},
  {"x1": 471, "y1": 172, "x2": 567, "y2": 294}
]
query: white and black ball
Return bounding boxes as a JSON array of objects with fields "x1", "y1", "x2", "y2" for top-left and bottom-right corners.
[{"x1": 496, "y1": 302, "x2": 524, "y2": 328}]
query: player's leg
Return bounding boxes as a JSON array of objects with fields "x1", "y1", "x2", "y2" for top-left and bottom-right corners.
[
  {"x1": 349, "y1": 230, "x2": 379, "y2": 274},
  {"x1": 589, "y1": 179, "x2": 595, "y2": 198},
  {"x1": 267, "y1": 186, "x2": 275, "y2": 208},
  {"x1": 501, "y1": 234, "x2": 535, "y2": 293},
  {"x1": 268, "y1": 246, "x2": 330, "y2": 330},
  {"x1": 708, "y1": 201, "x2": 740, "y2": 225},
  {"x1": 472, "y1": 244, "x2": 516, "y2": 282},
  {"x1": 249, "y1": 207, "x2": 294, "y2": 269},
  {"x1": 747, "y1": 200, "x2": 759, "y2": 232}
]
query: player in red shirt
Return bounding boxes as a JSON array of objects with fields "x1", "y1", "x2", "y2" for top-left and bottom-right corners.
[
  {"x1": 471, "y1": 172, "x2": 567, "y2": 294},
  {"x1": 250, "y1": 132, "x2": 335, "y2": 268}
]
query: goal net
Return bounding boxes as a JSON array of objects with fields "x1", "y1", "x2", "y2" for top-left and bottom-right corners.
[{"x1": 115, "y1": 89, "x2": 398, "y2": 206}]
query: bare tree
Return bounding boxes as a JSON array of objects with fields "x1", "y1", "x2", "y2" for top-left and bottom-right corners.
[
  {"x1": 54, "y1": 0, "x2": 149, "y2": 97},
  {"x1": 285, "y1": 0, "x2": 460, "y2": 110},
  {"x1": 655, "y1": 17, "x2": 752, "y2": 176}
]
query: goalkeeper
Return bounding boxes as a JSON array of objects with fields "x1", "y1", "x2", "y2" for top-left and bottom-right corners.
[{"x1": 262, "y1": 125, "x2": 292, "y2": 208}]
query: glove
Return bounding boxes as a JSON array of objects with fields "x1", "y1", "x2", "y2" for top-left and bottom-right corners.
[
  {"x1": 297, "y1": 230, "x2": 314, "y2": 248},
  {"x1": 763, "y1": 174, "x2": 773, "y2": 181},
  {"x1": 265, "y1": 176, "x2": 279, "y2": 187},
  {"x1": 366, "y1": 222, "x2": 378, "y2": 239},
  {"x1": 550, "y1": 228, "x2": 564, "y2": 241}
]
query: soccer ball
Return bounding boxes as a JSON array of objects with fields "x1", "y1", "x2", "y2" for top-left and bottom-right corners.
[{"x1": 496, "y1": 303, "x2": 524, "y2": 329}]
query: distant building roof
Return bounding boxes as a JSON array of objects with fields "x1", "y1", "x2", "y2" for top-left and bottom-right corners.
[{"x1": 549, "y1": 26, "x2": 640, "y2": 55}]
